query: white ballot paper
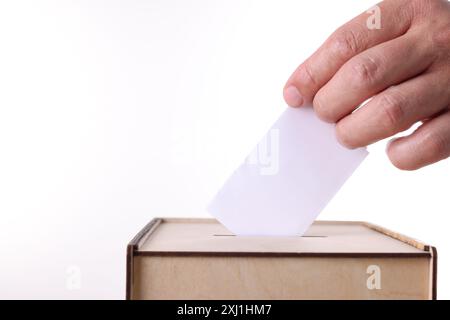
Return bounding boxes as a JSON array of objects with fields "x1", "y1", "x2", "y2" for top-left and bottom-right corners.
[{"x1": 207, "y1": 107, "x2": 368, "y2": 236}]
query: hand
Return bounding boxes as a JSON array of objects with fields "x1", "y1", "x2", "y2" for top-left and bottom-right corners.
[{"x1": 283, "y1": 0, "x2": 450, "y2": 170}]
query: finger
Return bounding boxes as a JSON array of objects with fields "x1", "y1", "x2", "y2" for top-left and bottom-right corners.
[
  {"x1": 387, "y1": 109, "x2": 450, "y2": 170},
  {"x1": 335, "y1": 69, "x2": 450, "y2": 148},
  {"x1": 314, "y1": 30, "x2": 435, "y2": 122},
  {"x1": 283, "y1": 0, "x2": 414, "y2": 107}
]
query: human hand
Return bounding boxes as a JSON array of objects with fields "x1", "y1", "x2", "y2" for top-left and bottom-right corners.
[{"x1": 283, "y1": 0, "x2": 450, "y2": 170}]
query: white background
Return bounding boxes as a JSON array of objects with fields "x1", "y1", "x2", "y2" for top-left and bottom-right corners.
[{"x1": 0, "y1": 0, "x2": 449, "y2": 299}]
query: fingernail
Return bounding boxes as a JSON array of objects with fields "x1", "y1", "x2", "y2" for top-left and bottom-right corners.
[{"x1": 284, "y1": 86, "x2": 304, "y2": 107}]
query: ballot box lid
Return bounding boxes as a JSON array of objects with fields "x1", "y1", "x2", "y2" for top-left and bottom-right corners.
[{"x1": 128, "y1": 218, "x2": 432, "y2": 256}]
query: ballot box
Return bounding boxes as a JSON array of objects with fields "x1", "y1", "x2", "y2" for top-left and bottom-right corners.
[{"x1": 126, "y1": 218, "x2": 437, "y2": 300}]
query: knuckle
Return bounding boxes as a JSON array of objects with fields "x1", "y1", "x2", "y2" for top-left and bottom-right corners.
[
  {"x1": 410, "y1": 0, "x2": 441, "y2": 14},
  {"x1": 378, "y1": 90, "x2": 406, "y2": 130},
  {"x1": 409, "y1": 0, "x2": 448, "y2": 24},
  {"x1": 349, "y1": 56, "x2": 380, "y2": 86},
  {"x1": 330, "y1": 27, "x2": 363, "y2": 59},
  {"x1": 298, "y1": 62, "x2": 318, "y2": 87},
  {"x1": 431, "y1": 25, "x2": 450, "y2": 49}
]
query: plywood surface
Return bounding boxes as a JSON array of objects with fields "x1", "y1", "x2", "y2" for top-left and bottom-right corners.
[
  {"x1": 133, "y1": 256, "x2": 431, "y2": 300},
  {"x1": 137, "y1": 219, "x2": 427, "y2": 254}
]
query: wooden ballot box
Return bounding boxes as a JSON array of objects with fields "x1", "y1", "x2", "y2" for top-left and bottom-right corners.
[{"x1": 126, "y1": 218, "x2": 437, "y2": 300}]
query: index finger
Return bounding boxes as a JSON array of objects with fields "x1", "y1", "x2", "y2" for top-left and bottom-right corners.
[{"x1": 283, "y1": 0, "x2": 413, "y2": 108}]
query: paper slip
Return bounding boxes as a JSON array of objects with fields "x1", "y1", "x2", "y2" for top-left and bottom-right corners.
[{"x1": 207, "y1": 107, "x2": 368, "y2": 236}]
